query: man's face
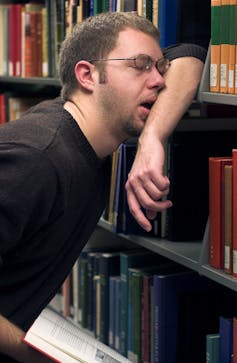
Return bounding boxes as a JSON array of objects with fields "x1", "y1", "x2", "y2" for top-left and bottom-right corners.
[{"x1": 95, "y1": 28, "x2": 166, "y2": 141}]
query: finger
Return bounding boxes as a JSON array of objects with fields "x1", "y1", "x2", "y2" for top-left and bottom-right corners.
[
  {"x1": 143, "y1": 178, "x2": 170, "y2": 200},
  {"x1": 127, "y1": 172, "x2": 170, "y2": 201},
  {"x1": 126, "y1": 180, "x2": 172, "y2": 212},
  {"x1": 126, "y1": 185, "x2": 153, "y2": 232}
]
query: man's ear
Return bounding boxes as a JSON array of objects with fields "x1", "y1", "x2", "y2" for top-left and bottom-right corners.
[{"x1": 74, "y1": 61, "x2": 96, "y2": 91}]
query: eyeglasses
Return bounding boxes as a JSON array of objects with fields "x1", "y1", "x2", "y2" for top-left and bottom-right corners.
[{"x1": 88, "y1": 54, "x2": 170, "y2": 75}]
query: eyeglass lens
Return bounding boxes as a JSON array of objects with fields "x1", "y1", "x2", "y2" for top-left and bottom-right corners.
[{"x1": 134, "y1": 54, "x2": 169, "y2": 75}]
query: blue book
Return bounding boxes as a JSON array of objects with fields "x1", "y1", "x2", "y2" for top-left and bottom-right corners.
[
  {"x1": 153, "y1": 270, "x2": 216, "y2": 363},
  {"x1": 219, "y1": 316, "x2": 233, "y2": 363},
  {"x1": 121, "y1": 142, "x2": 161, "y2": 236},
  {"x1": 158, "y1": 0, "x2": 179, "y2": 48},
  {"x1": 206, "y1": 334, "x2": 220, "y2": 363}
]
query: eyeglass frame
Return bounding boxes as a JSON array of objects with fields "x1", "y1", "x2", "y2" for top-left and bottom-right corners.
[{"x1": 88, "y1": 54, "x2": 171, "y2": 76}]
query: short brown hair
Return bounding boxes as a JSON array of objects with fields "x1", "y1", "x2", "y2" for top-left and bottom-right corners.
[{"x1": 59, "y1": 12, "x2": 160, "y2": 99}]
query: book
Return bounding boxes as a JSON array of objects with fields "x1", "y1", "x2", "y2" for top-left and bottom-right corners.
[
  {"x1": 109, "y1": 275, "x2": 120, "y2": 350},
  {"x1": 219, "y1": 316, "x2": 233, "y2": 362},
  {"x1": 8, "y1": 4, "x2": 17, "y2": 77},
  {"x1": 208, "y1": 156, "x2": 232, "y2": 269},
  {"x1": 233, "y1": 317, "x2": 237, "y2": 363},
  {"x1": 0, "y1": 5, "x2": 8, "y2": 76},
  {"x1": 24, "y1": 307, "x2": 132, "y2": 363},
  {"x1": 210, "y1": 0, "x2": 221, "y2": 92},
  {"x1": 157, "y1": 0, "x2": 179, "y2": 48},
  {"x1": 99, "y1": 252, "x2": 120, "y2": 344},
  {"x1": 220, "y1": 0, "x2": 230, "y2": 93},
  {"x1": 114, "y1": 276, "x2": 121, "y2": 352},
  {"x1": 152, "y1": 269, "x2": 219, "y2": 363},
  {"x1": 232, "y1": 149, "x2": 237, "y2": 277},
  {"x1": 224, "y1": 164, "x2": 233, "y2": 274},
  {"x1": 121, "y1": 141, "x2": 160, "y2": 236},
  {"x1": 206, "y1": 334, "x2": 220, "y2": 363},
  {"x1": 227, "y1": 0, "x2": 236, "y2": 94},
  {"x1": 61, "y1": 273, "x2": 72, "y2": 317}
]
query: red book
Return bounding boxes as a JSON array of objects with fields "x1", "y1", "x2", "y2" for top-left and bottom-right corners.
[
  {"x1": 208, "y1": 156, "x2": 232, "y2": 269},
  {"x1": 0, "y1": 94, "x2": 6, "y2": 124},
  {"x1": 232, "y1": 149, "x2": 237, "y2": 277},
  {"x1": 9, "y1": 4, "x2": 17, "y2": 76},
  {"x1": 15, "y1": 4, "x2": 23, "y2": 77}
]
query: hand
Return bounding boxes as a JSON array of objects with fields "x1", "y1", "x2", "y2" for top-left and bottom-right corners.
[{"x1": 125, "y1": 138, "x2": 172, "y2": 232}]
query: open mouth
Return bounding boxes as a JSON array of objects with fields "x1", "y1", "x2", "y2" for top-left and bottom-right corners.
[{"x1": 141, "y1": 102, "x2": 153, "y2": 110}]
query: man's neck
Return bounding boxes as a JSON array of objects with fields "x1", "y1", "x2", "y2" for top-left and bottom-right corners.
[{"x1": 64, "y1": 100, "x2": 120, "y2": 159}]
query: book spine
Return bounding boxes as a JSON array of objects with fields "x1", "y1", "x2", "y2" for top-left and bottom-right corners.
[
  {"x1": 224, "y1": 164, "x2": 233, "y2": 274},
  {"x1": 219, "y1": 316, "x2": 233, "y2": 362},
  {"x1": 228, "y1": 0, "x2": 236, "y2": 93},
  {"x1": 232, "y1": 149, "x2": 237, "y2": 277},
  {"x1": 220, "y1": 0, "x2": 230, "y2": 93},
  {"x1": 210, "y1": 0, "x2": 221, "y2": 92},
  {"x1": 206, "y1": 334, "x2": 220, "y2": 362}
]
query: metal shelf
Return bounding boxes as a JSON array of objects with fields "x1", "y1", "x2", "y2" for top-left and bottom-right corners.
[
  {"x1": 99, "y1": 219, "x2": 202, "y2": 272},
  {"x1": 197, "y1": 45, "x2": 237, "y2": 106},
  {"x1": 98, "y1": 218, "x2": 237, "y2": 293}
]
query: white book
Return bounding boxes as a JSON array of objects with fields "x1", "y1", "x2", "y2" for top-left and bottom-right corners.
[{"x1": 24, "y1": 307, "x2": 132, "y2": 363}]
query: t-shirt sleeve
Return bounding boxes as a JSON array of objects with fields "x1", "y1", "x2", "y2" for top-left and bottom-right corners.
[{"x1": 163, "y1": 43, "x2": 207, "y2": 63}]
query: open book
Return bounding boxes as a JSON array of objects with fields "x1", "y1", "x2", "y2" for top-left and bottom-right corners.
[{"x1": 23, "y1": 307, "x2": 132, "y2": 363}]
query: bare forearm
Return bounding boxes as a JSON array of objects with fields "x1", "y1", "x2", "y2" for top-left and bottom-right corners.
[
  {"x1": 139, "y1": 56, "x2": 204, "y2": 145},
  {"x1": 0, "y1": 315, "x2": 53, "y2": 363},
  {"x1": 125, "y1": 56, "x2": 204, "y2": 231}
]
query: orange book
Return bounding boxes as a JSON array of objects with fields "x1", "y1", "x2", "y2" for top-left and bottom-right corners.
[
  {"x1": 210, "y1": 0, "x2": 221, "y2": 92},
  {"x1": 232, "y1": 149, "x2": 237, "y2": 277},
  {"x1": 220, "y1": 0, "x2": 229, "y2": 93},
  {"x1": 209, "y1": 156, "x2": 232, "y2": 269}
]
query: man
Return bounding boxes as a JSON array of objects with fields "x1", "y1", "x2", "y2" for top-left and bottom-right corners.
[{"x1": 0, "y1": 12, "x2": 205, "y2": 363}]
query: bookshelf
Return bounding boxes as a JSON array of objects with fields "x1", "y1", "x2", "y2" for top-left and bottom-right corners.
[{"x1": 1, "y1": 1, "x2": 237, "y2": 361}]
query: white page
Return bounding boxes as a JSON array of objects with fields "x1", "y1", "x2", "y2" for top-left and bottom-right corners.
[{"x1": 24, "y1": 308, "x2": 132, "y2": 363}]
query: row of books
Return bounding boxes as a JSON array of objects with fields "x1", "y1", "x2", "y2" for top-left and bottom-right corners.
[
  {"x1": 0, "y1": 1, "x2": 72, "y2": 78},
  {"x1": 209, "y1": 149, "x2": 237, "y2": 278},
  {"x1": 22, "y1": 307, "x2": 237, "y2": 363},
  {"x1": 210, "y1": 0, "x2": 237, "y2": 94},
  {"x1": 0, "y1": 93, "x2": 43, "y2": 124},
  {"x1": 206, "y1": 316, "x2": 237, "y2": 362},
  {"x1": 106, "y1": 116, "x2": 237, "y2": 242},
  {"x1": 50, "y1": 245, "x2": 237, "y2": 363}
]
